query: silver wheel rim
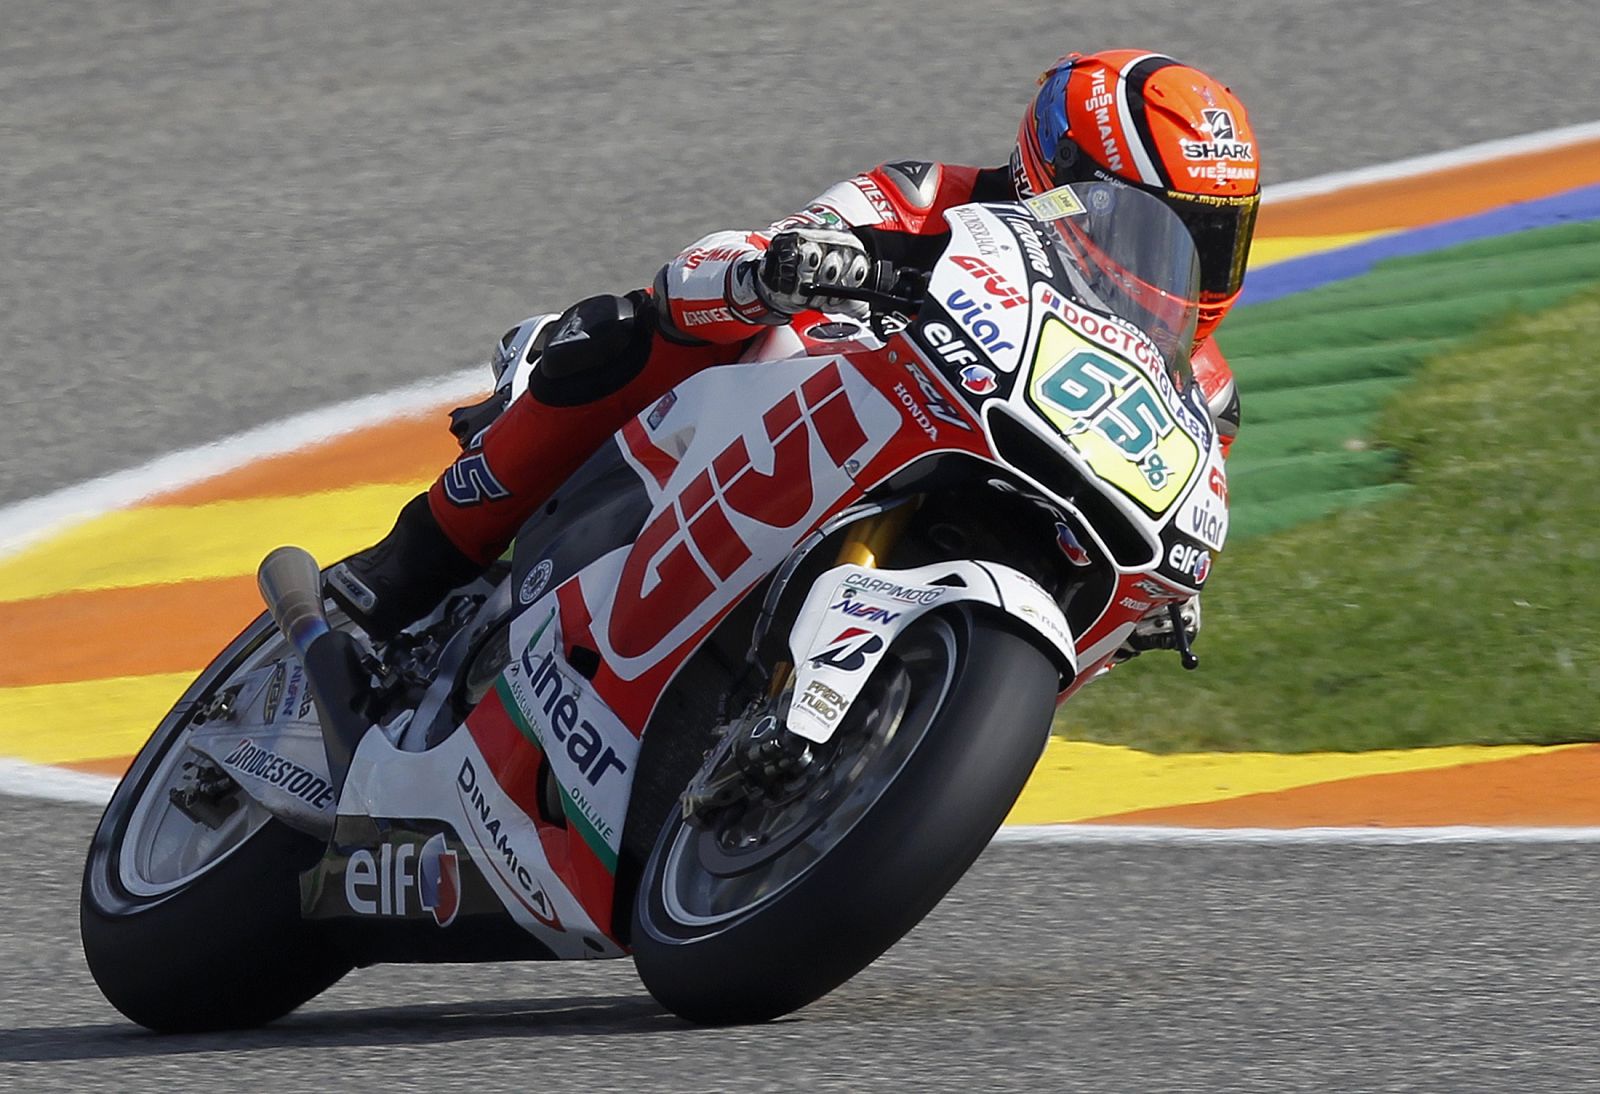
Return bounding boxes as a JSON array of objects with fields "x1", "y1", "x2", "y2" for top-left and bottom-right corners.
[
  {"x1": 660, "y1": 617, "x2": 960, "y2": 929},
  {"x1": 116, "y1": 628, "x2": 285, "y2": 898}
]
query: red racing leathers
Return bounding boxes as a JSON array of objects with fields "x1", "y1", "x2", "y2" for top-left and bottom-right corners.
[{"x1": 426, "y1": 161, "x2": 1240, "y2": 566}]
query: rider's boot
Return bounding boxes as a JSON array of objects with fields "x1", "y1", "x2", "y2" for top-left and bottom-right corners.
[{"x1": 324, "y1": 493, "x2": 485, "y2": 640}]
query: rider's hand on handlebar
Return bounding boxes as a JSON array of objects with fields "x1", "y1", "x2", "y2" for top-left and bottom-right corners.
[{"x1": 755, "y1": 229, "x2": 872, "y2": 319}]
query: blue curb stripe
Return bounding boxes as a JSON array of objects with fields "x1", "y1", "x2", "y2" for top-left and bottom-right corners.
[{"x1": 1242, "y1": 182, "x2": 1600, "y2": 307}]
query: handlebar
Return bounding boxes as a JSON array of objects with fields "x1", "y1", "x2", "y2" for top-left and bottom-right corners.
[{"x1": 800, "y1": 262, "x2": 928, "y2": 316}]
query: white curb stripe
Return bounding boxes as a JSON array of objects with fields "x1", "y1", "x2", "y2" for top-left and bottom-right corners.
[
  {"x1": 0, "y1": 366, "x2": 486, "y2": 561},
  {"x1": 993, "y1": 823, "x2": 1600, "y2": 845},
  {"x1": 1263, "y1": 118, "x2": 1600, "y2": 203},
  {"x1": 10, "y1": 751, "x2": 1592, "y2": 847},
  {"x1": 0, "y1": 759, "x2": 118, "y2": 806}
]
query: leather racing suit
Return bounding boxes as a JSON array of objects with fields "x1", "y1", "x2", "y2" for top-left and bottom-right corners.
[
  {"x1": 431, "y1": 160, "x2": 1240, "y2": 570},
  {"x1": 328, "y1": 161, "x2": 1242, "y2": 640}
]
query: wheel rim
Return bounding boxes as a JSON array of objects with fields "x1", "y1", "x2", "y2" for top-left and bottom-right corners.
[
  {"x1": 659, "y1": 616, "x2": 960, "y2": 928},
  {"x1": 116, "y1": 629, "x2": 284, "y2": 898}
]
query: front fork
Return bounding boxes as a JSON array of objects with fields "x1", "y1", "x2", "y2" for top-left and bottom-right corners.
[
  {"x1": 765, "y1": 503, "x2": 917, "y2": 700},
  {"x1": 688, "y1": 505, "x2": 918, "y2": 823}
]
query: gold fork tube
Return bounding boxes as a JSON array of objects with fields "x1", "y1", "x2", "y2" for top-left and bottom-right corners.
[{"x1": 833, "y1": 503, "x2": 915, "y2": 569}]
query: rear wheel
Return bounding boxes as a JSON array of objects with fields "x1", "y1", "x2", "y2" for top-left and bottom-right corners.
[
  {"x1": 631, "y1": 606, "x2": 1058, "y2": 1024},
  {"x1": 80, "y1": 614, "x2": 350, "y2": 1032}
]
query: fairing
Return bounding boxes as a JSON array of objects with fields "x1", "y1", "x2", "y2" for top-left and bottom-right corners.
[{"x1": 289, "y1": 183, "x2": 1227, "y2": 959}]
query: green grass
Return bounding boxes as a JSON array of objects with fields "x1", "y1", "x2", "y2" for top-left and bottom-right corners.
[
  {"x1": 1220, "y1": 221, "x2": 1600, "y2": 540},
  {"x1": 1056, "y1": 285, "x2": 1600, "y2": 752}
]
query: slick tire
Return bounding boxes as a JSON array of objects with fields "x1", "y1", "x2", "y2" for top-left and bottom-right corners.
[
  {"x1": 80, "y1": 614, "x2": 350, "y2": 1032},
  {"x1": 631, "y1": 606, "x2": 1059, "y2": 1025}
]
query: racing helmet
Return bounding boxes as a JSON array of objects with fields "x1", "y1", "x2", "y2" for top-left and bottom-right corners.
[{"x1": 1014, "y1": 50, "x2": 1261, "y2": 343}]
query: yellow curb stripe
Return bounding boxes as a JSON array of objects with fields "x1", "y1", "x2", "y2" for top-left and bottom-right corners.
[
  {"x1": 1004, "y1": 738, "x2": 1571, "y2": 825},
  {"x1": 0, "y1": 673, "x2": 195, "y2": 765},
  {"x1": 0, "y1": 483, "x2": 419, "y2": 603},
  {"x1": 1248, "y1": 229, "x2": 1395, "y2": 270},
  {"x1": 7, "y1": 678, "x2": 1571, "y2": 817}
]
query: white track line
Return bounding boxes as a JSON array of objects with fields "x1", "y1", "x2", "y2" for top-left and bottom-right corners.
[
  {"x1": 4, "y1": 123, "x2": 1598, "y2": 818},
  {"x1": 994, "y1": 823, "x2": 1600, "y2": 845},
  {"x1": 1263, "y1": 118, "x2": 1600, "y2": 203},
  {"x1": 0, "y1": 759, "x2": 117, "y2": 806},
  {"x1": 0, "y1": 365, "x2": 486, "y2": 560}
]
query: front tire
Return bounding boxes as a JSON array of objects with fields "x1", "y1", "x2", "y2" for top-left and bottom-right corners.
[
  {"x1": 80, "y1": 614, "x2": 350, "y2": 1032},
  {"x1": 631, "y1": 606, "x2": 1059, "y2": 1024}
]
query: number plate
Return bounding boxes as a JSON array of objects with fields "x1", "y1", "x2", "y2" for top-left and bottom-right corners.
[{"x1": 1026, "y1": 316, "x2": 1201, "y2": 514}]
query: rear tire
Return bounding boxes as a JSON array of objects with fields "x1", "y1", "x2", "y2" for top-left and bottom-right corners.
[
  {"x1": 80, "y1": 614, "x2": 350, "y2": 1032},
  {"x1": 631, "y1": 606, "x2": 1058, "y2": 1024}
]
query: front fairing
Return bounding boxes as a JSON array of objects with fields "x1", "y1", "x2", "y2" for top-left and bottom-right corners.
[{"x1": 901, "y1": 185, "x2": 1228, "y2": 593}]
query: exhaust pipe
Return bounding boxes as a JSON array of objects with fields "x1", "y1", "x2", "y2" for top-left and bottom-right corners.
[
  {"x1": 257, "y1": 546, "x2": 372, "y2": 794},
  {"x1": 257, "y1": 546, "x2": 332, "y2": 657}
]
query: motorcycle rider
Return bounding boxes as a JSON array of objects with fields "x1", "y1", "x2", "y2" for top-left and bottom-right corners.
[{"x1": 326, "y1": 49, "x2": 1260, "y2": 654}]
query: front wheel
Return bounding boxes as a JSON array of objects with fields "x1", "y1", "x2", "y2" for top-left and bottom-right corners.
[
  {"x1": 631, "y1": 606, "x2": 1059, "y2": 1024},
  {"x1": 80, "y1": 613, "x2": 351, "y2": 1032}
]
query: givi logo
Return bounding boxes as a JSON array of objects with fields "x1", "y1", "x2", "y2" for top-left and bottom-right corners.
[{"x1": 608, "y1": 363, "x2": 877, "y2": 662}]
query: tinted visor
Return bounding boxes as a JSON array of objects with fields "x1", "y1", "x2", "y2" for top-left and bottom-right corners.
[
  {"x1": 1161, "y1": 187, "x2": 1259, "y2": 301},
  {"x1": 1047, "y1": 144, "x2": 1260, "y2": 303}
]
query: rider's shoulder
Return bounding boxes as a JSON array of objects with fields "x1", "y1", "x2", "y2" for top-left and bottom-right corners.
[
  {"x1": 867, "y1": 161, "x2": 943, "y2": 210},
  {"x1": 864, "y1": 161, "x2": 986, "y2": 210},
  {"x1": 863, "y1": 161, "x2": 991, "y2": 220}
]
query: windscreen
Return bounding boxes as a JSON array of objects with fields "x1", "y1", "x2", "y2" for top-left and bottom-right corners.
[{"x1": 1022, "y1": 182, "x2": 1202, "y2": 382}]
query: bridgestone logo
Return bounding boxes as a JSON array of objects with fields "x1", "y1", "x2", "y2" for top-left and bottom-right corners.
[{"x1": 222, "y1": 739, "x2": 336, "y2": 809}]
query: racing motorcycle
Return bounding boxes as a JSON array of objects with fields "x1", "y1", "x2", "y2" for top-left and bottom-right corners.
[{"x1": 81, "y1": 181, "x2": 1228, "y2": 1030}]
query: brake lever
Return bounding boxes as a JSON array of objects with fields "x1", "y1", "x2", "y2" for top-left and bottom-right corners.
[
  {"x1": 797, "y1": 283, "x2": 920, "y2": 312},
  {"x1": 798, "y1": 263, "x2": 926, "y2": 314}
]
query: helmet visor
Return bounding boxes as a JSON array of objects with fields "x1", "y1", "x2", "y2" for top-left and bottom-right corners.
[
  {"x1": 1162, "y1": 188, "x2": 1259, "y2": 302},
  {"x1": 1043, "y1": 140, "x2": 1260, "y2": 305}
]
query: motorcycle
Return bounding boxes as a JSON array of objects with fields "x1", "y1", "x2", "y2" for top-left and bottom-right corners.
[{"x1": 81, "y1": 180, "x2": 1228, "y2": 1029}]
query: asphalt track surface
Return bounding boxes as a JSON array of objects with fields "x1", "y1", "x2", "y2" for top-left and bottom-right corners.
[
  {"x1": 6, "y1": 796, "x2": 1600, "y2": 1093},
  {"x1": 7, "y1": 2, "x2": 1600, "y2": 1090},
  {"x1": 7, "y1": 0, "x2": 1600, "y2": 503}
]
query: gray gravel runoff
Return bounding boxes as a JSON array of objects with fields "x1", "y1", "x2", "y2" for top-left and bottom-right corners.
[{"x1": 5, "y1": 2, "x2": 1600, "y2": 1091}]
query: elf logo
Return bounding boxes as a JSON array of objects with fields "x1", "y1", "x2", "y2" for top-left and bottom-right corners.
[
  {"x1": 810, "y1": 627, "x2": 885, "y2": 671},
  {"x1": 960, "y1": 364, "x2": 998, "y2": 395},
  {"x1": 1167, "y1": 542, "x2": 1212, "y2": 584},
  {"x1": 345, "y1": 833, "x2": 461, "y2": 928}
]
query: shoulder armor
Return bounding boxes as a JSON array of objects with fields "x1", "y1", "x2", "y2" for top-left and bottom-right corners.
[{"x1": 877, "y1": 160, "x2": 942, "y2": 211}]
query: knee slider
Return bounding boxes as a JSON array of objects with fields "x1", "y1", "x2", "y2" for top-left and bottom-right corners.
[{"x1": 531, "y1": 292, "x2": 656, "y2": 407}]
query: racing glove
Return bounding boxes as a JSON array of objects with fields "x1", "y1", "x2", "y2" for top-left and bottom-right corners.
[{"x1": 754, "y1": 229, "x2": 872, "y2": 319}]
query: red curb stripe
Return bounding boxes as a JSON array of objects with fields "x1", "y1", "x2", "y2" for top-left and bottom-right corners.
[
  {"x1": 1257, "y1": 138, "x2": 1600, "y2": 236},
  {"x1": 150, "y1": 411, "x2": 462, "y2": 507},
  {"x1": 1080, "y1": 744, "x2": 1600, "y2": 828},
  {"x1": 0, "y1": 576, "x2": 261, "y2": 687}
]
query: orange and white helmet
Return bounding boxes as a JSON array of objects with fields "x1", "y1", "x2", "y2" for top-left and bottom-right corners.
[{"x1": 1014, "y1": 50, "x2": 1261, "y2": 342}]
